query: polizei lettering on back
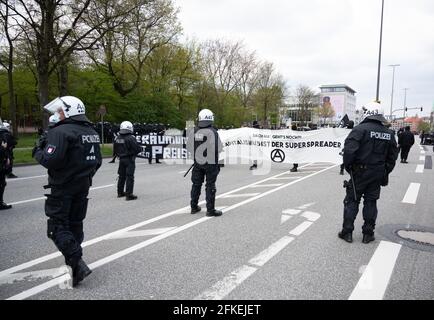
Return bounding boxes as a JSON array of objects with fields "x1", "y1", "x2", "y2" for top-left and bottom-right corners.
[
  {"x1": 82, "y1": 135, "x2": 101, "y2": 144},
  {"x1": 370, "y1": 131, "x2": 391, "y2": 140}
]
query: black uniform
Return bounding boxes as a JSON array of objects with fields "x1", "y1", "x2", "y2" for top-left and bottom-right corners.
[
  {"x1": 341, "y1": 118, "x2": 398, "y2": 238},
  {"x1": 0, "y1": 137, "x2": 12, "y2": 209},
  {"x1": 398, "y1": 128, "x2": 414, "y2": 163},
  {"x1": 190, "y1": 125, "x2": 223, "y2": 214},
  {"x1": 34, "y1": 118, "x2": 102, "y2": 270},
  {"x1": 114, "y1": 132, "x2": 142, "y2": 197},
  {"x1": 0, "y1": 128, "x2": 17, "y2": 178}
]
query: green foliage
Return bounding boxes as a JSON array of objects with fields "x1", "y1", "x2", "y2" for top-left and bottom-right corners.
[{"x1": 418, "y1": 121, "x2": 431, "y2": 132}]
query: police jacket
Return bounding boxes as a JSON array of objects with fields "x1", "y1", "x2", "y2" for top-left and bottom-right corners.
[
  {"x1": 114, "y1": 133, "x2": 142, "y2": 158},
  {"x1": 191, "y1": 125, "x2": 223, "y2": 165},
  {"x1": 343, "y1": 118, "x2": 398, "y2": 174},
  {"x1": 398, "y1": 131, "x2": 415, "y2": 147},
  {"x1": 0, "y1": 129, "x2": 16, "y2": 155},
  {"x1": 34, "y1": 118, "x2": 102, "y2": 186}
]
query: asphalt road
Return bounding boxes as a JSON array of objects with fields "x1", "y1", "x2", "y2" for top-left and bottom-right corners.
[{"x1": 0, "y1": 142, "x2": 433, "y2": 300}]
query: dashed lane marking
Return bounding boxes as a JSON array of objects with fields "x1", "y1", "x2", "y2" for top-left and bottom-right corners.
[
  {"x1": 248, "y1": 236, "x2": 295, "y2": 267},
  {"x1": 349, "y1": 241, "x2": 401, "y2": 300},
  {"x1": 289, "y1": 221, "x2": 314, "y2": 236},
  {"x1": 248, "y1": 184, "x2": 284, "y2": 188},
  {"x1": 415, "y1": 165, "x2": 424, "y2": 173},
  {"x1": 6, "y1": 175, "x2": 47, "y2": 182},
  {"x1": 402, "y1": 183, "x2": 421, "y2": 204},
  {"x1": 220, "y1": 193, "x2": 261, "y2": 198}
]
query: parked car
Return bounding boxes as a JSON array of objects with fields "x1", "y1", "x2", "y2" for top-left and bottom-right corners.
[{"x1": 423, "y1": 132, "x2": 434, "y2": 145}]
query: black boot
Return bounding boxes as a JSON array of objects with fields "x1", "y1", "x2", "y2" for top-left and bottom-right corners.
[
  {"x1": 117, "y1": 192, "x2": 126, "y2": 198},
  {"x1": 191, "y1": 205, "x2": 201, "y2": 214},
  {"x1": 362, "y1": 234, "x2": 375, "y2": 244},
  {"x1": 338, "y1": 231, "x2": 353, "y2": 243},
  {"x1": 249, "y1": 164, "x2": 257, "y2": 170},
  {"x1": 72, "y1": 259, "x2": 92, "y2": 287},
  {"x1": 290, "y1": 166, "x2": 298, "y2": 172},
  {"x1": 126, "y1": 194, "x2": 138, "y2": 201},
  {"x1": 340, "y1": 169, "x2": 344, "y2": 175},
  {"x1": 206, "y1": 209, "x2": 222, "y2": 217},
  {"x1": 0, "y1": 202, "x2": 12, "y2": 210},
  {"x1": 7, "y1": 173, "x2": 18, "y2": 179}
]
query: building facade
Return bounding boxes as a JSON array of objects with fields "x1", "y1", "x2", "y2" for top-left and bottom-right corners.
[{"x1": 319, "y1": 84, "x2": 357, "y2": 124}]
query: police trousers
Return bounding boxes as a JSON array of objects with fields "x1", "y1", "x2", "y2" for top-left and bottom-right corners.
[
  {"x1": 342, "y1": 167, "x2": 383, "y2": 235},
  {"x1": 45, "y1": 178, "x2": 90, "y2": 267},
  {"x1": 190, "y1": 164, "x2": 220, "y2": 212},
  {"x1": 118, "y1": 156, "x2": 136, "y2": 195},
  {"x1": 0, "y1": 172, "x2": 6, "y2": 202},
  {"x1": 400, "y1": 146, "x2": 411, "y2": 161}
]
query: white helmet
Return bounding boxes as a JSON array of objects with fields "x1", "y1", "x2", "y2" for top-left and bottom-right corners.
[
  {"x1": 49, "y1": 113, "x2": 60, "y2": 125},
  {"x1": 43, "y1": 96, "x2": 88, "y2": 122},
  {"x1": 198, "y1": 109, "x2": 214, "y2": 128},
  {"x1": 2, "y1": 122, "x2": 10, "y2": 131},
  {"x1": 355, "y1": 101, "x2": 386, "y2": 123},
  {"x1": 120, "y1": 121, "x2": 133, "y2": 134}
]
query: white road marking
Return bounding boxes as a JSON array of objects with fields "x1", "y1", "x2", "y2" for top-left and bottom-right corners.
[
  {"x1": 0, "y1": 166, "x2": 312, "y2": 278},
  {"x1": 178, "y1": 171, "x2": 187, "y2": 174},
  {"x1": 249, "y1": 184, "x2": 284, "y2": 188},
  {"x1": 194, "y1": 265, "x2": 258, "y2": 300},
  {"x1": 415, "y1": 165, "x2": 424, "y2": 173},
  {"x1": 301, "y1": 211, "x2": 321, "y2": 222},
  {"x1": 6, "y1": 175, "x2": 47, "y2": 182},
  {"x1": 419, "y1": 156, "x2": 425, "y2": 161},
  {"x1": 349, "y1": 241, "x2": 401, "y2": 300},
  {"x1": 5, "y1": 163, "x2": 337, "y2": 299},
  {"x1": 0, "y1": 267, "x2": 69, "y2": 286},
  {"x1": 289, "y1": 221, "x2": 314, "y2": 236},
  {"x1": 280, "y1": 215, "x2": 292, "y2": 225},
  {"x1": 9, "y1": 184, "x2": 114, "y2": 206},
  {"x1": 297, "y1": 202, "x2": 316, "y2": 210},
  {"x1": 107, "y1": 227, "x2": 177, "y2": 240},
  {"x1": 248, "y1": 236, "x2": 294, "y2": 267},
  {"x1": 220, "y1": 193, "x2": 260, "y2": 198},
  {"x1": 271, "y1": 176, "x2": 302, "y2": 180},
  {"x1": 282, "y1": 209, "x2": 301, "y2": 215},
  {"x1": 402, "y1": 183, "x2": 421, "y2": 204}
]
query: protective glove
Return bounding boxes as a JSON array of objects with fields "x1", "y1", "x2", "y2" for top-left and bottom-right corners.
[{"x1": 381, "y1": 172, "x2": 389, "y2": 186}]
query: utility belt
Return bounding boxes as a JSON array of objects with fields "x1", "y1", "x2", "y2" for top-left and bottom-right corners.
[{"x1": 351, "y1": 164, "x2": 368, "y2": 171}]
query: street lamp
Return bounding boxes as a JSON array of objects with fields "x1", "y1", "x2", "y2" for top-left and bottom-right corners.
[
  {"x1": 403, "y1": 88, "x2": 409, "y2": 118},
  {"x1": 376, "y1": 0, "x2": 385, "y2": 103},
  {"x1": 389, "y1": 64, "x2": 400, "y2": 118}
]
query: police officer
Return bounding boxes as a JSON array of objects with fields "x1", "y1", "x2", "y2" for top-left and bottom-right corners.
[
  {"x1": 340, "y1": 120, "x2": 355, "y2": 175},
  {"x1": 189, "y1": 109, "x2": 223, "y2": 217},
  {"x1": 0, "y1": 122, "x2": 18, "y2": 178},
  {"x1": 33, "y1": 96, "x2": 102, "y2": 287},
  {"x1": 0, "y1": 123, "x2": 12, "y2": 210},
  {"x1": 249, "y1": 120, "x2": 260, "y2": 170},
  {"x1": 398, "y1": 126, "x2": 415, "y2": 163},
  {"x1": 338, "y1": 102, "x2": 398, "y2": 244},
  {"x1": 114, "y1": 121, "x2": 142, "y2": 200}
]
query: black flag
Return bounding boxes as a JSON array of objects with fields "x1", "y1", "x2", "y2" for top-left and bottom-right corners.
[{"x1": 339, "y1": 114, "x2": 350, "y2": 128}]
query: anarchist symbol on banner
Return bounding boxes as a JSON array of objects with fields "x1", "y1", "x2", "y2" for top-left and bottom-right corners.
[{"x1": 271, "y1": 149, "x2": 285, "y2": 163}]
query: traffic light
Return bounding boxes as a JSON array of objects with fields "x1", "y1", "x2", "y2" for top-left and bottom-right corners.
[
  {"x1": 405, "y1": 107, "x2": 408, "y2": 111},
  {"x1": 421, "y1": 107, "x2": 423, "y2": 111}
]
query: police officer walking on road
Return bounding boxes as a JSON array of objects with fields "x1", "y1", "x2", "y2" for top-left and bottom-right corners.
[
  {"x1": 338, "y1": 101, "x2": 398, "y2": 244},
  {"x1": 33, "y1": 96, "x2": 102, "y2": 287},
  {"x1": 114, "y1": 121, "x2": 142, "y2": 200},
  {"x1": 189, "y1": 109, "x2": 223, "y2": 217}
]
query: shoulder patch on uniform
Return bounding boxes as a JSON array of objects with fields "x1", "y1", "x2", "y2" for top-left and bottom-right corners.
[{"x1": 46, "y1": 144, "x2": 57, "y2": 155}]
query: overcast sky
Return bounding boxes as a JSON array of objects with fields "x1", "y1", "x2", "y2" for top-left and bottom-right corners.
[{"x1": 174, "y1": 0, "x2": 434, "y2": 118}]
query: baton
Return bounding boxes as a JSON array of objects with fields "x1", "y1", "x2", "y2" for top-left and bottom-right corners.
[
  {"x1": 183, "y1": 164, "x2": 194, "y2": 178},
  {"x1": 349, "y1": 169, "x2": 358, "y2": 202}
]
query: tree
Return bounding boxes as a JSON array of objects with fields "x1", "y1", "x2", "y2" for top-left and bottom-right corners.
[
  {"x1": 0, "y1": 0, "x2": 20, "y2": 136},
  {"x1": 86, "y1": 0, "x2": 181, "y2": 97},
  {"x1": 2, "y1": 0, "x2": 135, "y2": 127},
  {"x1": 295, "y1": 85, "x2": 318, "y2": 126},
  {"x1": 253, "y1": 62, "x2": 285, "y2": 128},
  {"x1": 417, "y1": 121, "x2": 430, "y2": 133},
  {"x1": 315, "y1": 100, "x2": 335, "y2": 126}
]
